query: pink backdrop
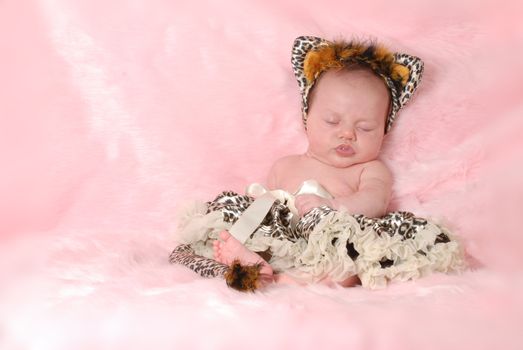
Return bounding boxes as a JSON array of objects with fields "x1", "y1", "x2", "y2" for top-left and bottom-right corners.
[{"x1": 1, "y1": 0, "x2": 522, "y2": 349}]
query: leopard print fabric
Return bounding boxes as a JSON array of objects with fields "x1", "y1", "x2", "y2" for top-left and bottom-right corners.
[
  {"x1": 291, "y1": 35, "x2": 424, "y2": 133},
  {"x1": 169, "y1": 190, "x2": 331, "y2": 277},
  {"x1": 204, "y1": 190, "x2": 331, "y2": 242},
  {"x1": 169, "y1": 190, "x2": 452, "y2": 280},
  {"x1": 169, "y1": 243, "x2": 229, "y2": 278}
]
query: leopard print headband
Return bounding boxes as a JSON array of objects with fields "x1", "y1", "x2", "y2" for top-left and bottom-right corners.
[{"x1": 291, "y1": 36, "x2": 424, "y2": 133}]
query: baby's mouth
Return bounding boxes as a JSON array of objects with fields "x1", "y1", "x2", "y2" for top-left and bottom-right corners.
[{"x1": 335, "y1": 144, "x2": 355, "y2": 156}]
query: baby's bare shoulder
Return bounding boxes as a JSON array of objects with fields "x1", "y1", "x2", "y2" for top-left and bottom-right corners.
[
  {"x1": 360, "y1": 159, "x2": 392, "y2": 182},
  {"x1": 270, "y1": 154, "x2": 301, "y2": 171},
  {"x1": 267, "y1": 155, "x2": 302, "y2": 188}
]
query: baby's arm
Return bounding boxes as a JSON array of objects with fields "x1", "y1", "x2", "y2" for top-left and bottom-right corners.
[
  {"x1": 265, "y1": 159, "x2": 282, "y2": 190},
  {"x1": 331, "y1": 160, "x2": 392, "y2": 217}
]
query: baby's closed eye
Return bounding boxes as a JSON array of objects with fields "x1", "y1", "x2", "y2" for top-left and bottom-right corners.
[
  {"x1": 324, "y1": 119, "x2": 339, "y2": 125},
  {"x1": 356, "y1": 121, "x2": 379, "y2": 131}
]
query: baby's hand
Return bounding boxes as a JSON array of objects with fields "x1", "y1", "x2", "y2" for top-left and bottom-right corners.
[{"x1": 295, "y1": 194, "x2": 334, "y2": 217}]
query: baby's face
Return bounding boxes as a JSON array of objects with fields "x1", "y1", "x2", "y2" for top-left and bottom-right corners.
[{"x1": 305, "y1": 68, "x2": 391, "y2": 168}]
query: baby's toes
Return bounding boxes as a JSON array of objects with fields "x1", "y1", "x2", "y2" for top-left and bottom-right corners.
[
  {"x1": 212, "y1": 241, "x2": 220, "y2": 256},
  {"x1": 219, "y1": 230, "x2": 231, "y2": 241}
]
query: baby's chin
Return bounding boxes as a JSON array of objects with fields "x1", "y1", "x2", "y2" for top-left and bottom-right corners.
[
  {"x1": 305, "y1": 149, "x2": 377, "y2": 168},
  {"x1": 329, "y1": 152, "x2": 380, "y2": 168},
  {"x1": 329, "y1": 158, "x2": 363, "y2": 168},
  {"x1": 308, "y1": 153, "x2": 364, "y2": 168}
]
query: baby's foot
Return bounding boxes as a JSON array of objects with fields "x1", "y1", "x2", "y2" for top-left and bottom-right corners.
[{"x1": 213, "y1": 230, "x2": 273, "y2": 275}]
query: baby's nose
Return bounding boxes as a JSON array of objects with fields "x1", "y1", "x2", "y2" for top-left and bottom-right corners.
[{"x1": 339, "y1": 127, "x2": 356, "y2": 140}]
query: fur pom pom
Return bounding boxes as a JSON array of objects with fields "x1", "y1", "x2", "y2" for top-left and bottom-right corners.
[{"x1": 224, "y1": 259, "x2": 262, "y2": 292}]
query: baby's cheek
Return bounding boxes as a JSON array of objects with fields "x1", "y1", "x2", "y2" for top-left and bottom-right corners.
[{"x1": 308, "y1": 130, "x2": 329, "y2": 148}]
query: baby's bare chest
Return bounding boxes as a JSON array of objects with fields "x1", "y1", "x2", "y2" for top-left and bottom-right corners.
[{"x1": 277, "y1": 157, "x2": 363, "y2": 197}]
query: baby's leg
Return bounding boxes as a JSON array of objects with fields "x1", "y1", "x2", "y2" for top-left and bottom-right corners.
[
  {"x1": 333, "y1": 275, "x2": 361, "y2": 287},
  {"x1": 213, "y1": 230, "x2": 273, "y2": 276},
  {"x1": 169, "y1": 244, "x2": 229, "y2": 278}
]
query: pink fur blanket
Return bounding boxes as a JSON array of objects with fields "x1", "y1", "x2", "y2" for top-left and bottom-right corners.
[{"x1": 1, "y1": 0, "x2": 522, "y2": 349}]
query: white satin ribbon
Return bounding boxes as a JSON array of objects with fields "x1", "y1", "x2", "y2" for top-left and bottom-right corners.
[
  {"x1": 228, "y1": 192, "x2": 276, "y2": 244},
  {"x1": 227, "y1": 179, "x2": 333, "y2": 243}
]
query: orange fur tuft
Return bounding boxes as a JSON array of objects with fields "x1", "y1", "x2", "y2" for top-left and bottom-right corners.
[
  {"x1": 224, "y1": 259, "x2": 262, "y2": 292},
  {"x1": 303, "y1": 39, "x2": 407, "y2": 86},
  {"x1": 391, "y1": 63, "x2": 410, "y2": 86},
  {"x1": 373, "y1": 44, "x2": 391, "y2": 62},
  {"x1": 304, "y1": 46, "x2": 343, "y2": 83}
]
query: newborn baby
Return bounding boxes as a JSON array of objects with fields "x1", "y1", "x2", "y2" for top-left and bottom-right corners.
[
  {"x1": 213, "y1": 65, "x2": 392, "y2": 287},
  {"x1": 171, "y1": 36, "x2": 465, "y2": 292},
  {"x1": 271, "y1": 66, "x2": 392, "y2": 218}
]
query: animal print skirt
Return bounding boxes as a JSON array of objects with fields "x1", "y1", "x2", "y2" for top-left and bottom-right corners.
[{"x1": 169, "y1": 190, "x2": 466, "y2": 289}]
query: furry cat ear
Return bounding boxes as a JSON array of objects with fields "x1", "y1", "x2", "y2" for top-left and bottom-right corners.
[{"x1": 291, "y1": 36, "x2": 424, "y2": 133}]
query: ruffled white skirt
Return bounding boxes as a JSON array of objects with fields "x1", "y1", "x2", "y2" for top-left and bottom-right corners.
[{"x1": 175, "y1": 198, "x2": 467, "y2": 289}]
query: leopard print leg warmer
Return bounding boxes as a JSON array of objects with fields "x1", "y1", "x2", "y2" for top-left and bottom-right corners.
[{"x1": 169, "y1": 243, "x2": 229, "y2": 278}]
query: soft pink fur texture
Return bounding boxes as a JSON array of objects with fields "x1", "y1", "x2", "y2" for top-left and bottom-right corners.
[{"x1": 1, "y1": 0, "x2": 522, "y2": 349}]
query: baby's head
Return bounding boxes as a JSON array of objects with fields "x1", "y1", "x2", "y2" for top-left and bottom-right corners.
[
  {"x1": 305, "y1": 64, "x2": 391, "y2": 168},
  {"x1": 291, "y1": 36, "x2": 424, "y2": 168}
]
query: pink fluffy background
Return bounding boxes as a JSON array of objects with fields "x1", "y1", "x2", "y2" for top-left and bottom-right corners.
[{"x1": 1, "y1": 0, "x2": 522, "y2": 349}]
